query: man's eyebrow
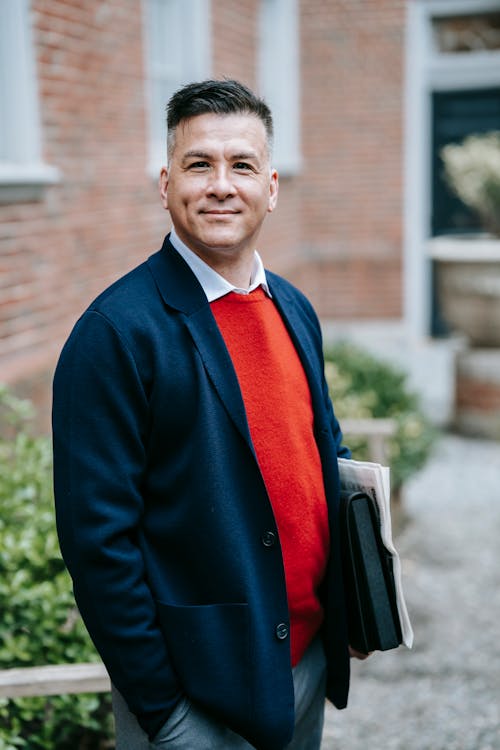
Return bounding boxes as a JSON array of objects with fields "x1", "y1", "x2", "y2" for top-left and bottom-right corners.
[
  {"x1": 232, "y1": 152, "x2": 259, "y2": 161},
  {"x1": 181, "y1": 150, "x2": 212, "y2": 161}
]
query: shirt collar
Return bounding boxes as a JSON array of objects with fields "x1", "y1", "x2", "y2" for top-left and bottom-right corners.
[{"x1": 169, "y1": 227, "x2": 271, "y2": 303}]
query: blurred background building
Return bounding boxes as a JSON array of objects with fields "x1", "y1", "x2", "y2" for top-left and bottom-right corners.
[{"x1": 1, "y1": 0, "x2": 500, "y2": 432}]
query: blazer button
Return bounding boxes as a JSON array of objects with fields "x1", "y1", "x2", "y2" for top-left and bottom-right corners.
[
  {"x1": 261, "y1": 530, "x2": 277, "y2": 547},
  {"x1": 275, "y1": 623, "x2": 289, "y2": 641}
]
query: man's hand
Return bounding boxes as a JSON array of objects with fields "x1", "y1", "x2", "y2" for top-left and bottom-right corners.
[{"x1": 349, "y1": 645, "x2": 372, "y2": 660}]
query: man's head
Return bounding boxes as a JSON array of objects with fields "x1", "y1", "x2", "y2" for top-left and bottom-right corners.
[
  {"x1": 159, "y1": 79, "x2": 279, "y2": 282},
  {"x1": 166, "y1": 79, "x2": 274, "y2": 164}
]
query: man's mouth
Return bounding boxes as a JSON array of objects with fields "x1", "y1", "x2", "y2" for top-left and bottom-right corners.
[{"x1": 200, "y1": 209, "x2": 240, "y2": 215}]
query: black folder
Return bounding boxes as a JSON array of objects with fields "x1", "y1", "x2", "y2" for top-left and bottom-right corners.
[{"x1": 340, "y1": 490, "x2": 402, "y2": 654}]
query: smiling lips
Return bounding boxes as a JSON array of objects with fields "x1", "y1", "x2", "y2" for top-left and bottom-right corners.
[{"x1": 200, "y1": 208, "x2": 240, "y2": 215}]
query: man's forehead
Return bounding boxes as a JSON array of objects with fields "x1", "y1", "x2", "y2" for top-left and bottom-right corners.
[
  {"x1": 176, "y1": 112, "x2": 267, "y2": 142},
  {"x1": 169, "y1": 114, "x2": 269, "y2": 165}
]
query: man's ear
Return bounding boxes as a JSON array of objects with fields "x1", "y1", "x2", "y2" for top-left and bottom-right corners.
[
  {"x1": 268, "y1": 168, "x2": 279, "y2": 213},
  {"x1": 159, "y1": 167, "x2": 169, "y2": 210}
]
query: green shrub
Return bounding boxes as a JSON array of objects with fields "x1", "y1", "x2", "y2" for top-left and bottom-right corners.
[
  {"x1": 0, "y1": 386, "x2": 113, "y2": 750},
  {"x1": 325, "y1": 342, "x2": 437, "y2": 490}
]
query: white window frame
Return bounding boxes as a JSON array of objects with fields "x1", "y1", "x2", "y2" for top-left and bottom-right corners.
[
  {"x1": 258, "y1": 0, "x2": 301, "y2": 176},
  {"x1": 0, "y1": 0, "x2": 59, "y2": 200},
  {"x1": 403, "y1": 0, "x2": 500, "y2": 338},
  {"x1": 143, "y1": 0, "x2": 211, "y2": 176}
]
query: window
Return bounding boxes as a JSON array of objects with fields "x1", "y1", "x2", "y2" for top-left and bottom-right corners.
[
  {"x1": 432, "y1": 11, "x2": 500, "y2": 53},
  {"x1": 0, "y1": 0, "x2": 58, "y2": 198},
  {"x1": 258, "y1": 0, "x2": 301, "y2": 175},
  {"x1": 422, "y1": 0, "x2": 500, "y2": 90},
  {"x1": 144, "y1": 0, "x2": 211, "y2": 174},
  {"x1": 431, "y1": 87, "x2": 500, "y2": 236},
  {"x1": 424, "y1": 2, "x2": 500, "y2": 237},
  {"x1": 403, "y1": 0, "x2": 500, "y2": 337}
]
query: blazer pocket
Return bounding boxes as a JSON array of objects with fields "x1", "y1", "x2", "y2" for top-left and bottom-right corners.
[{"x1": 156, "y1": 601, "x2": 253, "y2": 730}]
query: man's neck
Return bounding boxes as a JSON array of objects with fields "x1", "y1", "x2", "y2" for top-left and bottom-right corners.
[
  {"x1": 198, "y1": 252, "x2": 254, "y2": 289},
  {"x1": 170, "y1": 227, "x2": 257, "y2": 289}
]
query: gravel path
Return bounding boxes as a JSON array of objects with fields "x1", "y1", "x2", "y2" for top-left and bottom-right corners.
[{"x1": 321, "y1": 433, "x2": 500, "y2": 750}]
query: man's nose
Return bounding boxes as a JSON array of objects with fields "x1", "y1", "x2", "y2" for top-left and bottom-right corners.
[{"x1": 206, "y1": 167, "x2": 236, "y2": 199}]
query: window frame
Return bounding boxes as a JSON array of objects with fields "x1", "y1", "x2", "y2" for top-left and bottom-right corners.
[
  {"x1": 0, "y1": 0, "x2": 59, "y2": 201},
  {"x1": 258, "y1": 0, "x2": 301, "y2": 176},
  {"x1": 143, "y1": 0, "x2": 212, "y2": 177}
]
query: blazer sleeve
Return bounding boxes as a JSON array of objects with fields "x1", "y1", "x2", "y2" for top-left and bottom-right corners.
[
  {"x1": 322, "y1": 367, "x2": 351, "y2": 459},
  {"x1": 303, "y1": 291, "x2": 351, "y2": 460},
  {"x1": 52, "y1": 310, "x2": 180, "y2": 740}
]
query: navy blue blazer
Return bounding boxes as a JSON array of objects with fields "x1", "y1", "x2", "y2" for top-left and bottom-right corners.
[{"x1": 53, "y1": 236, "x2": 351, "y2": 750}]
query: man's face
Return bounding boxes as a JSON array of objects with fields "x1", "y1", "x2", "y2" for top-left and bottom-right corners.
[{"x1": 159, "y1": 113, "x2": 278, "y2": 267}]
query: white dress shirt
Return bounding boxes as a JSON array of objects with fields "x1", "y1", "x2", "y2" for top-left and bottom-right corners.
[{"x1": 169, "y1": 227, "x2": 271, "y2": 302}]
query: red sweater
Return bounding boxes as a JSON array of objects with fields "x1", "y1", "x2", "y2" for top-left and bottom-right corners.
[{"x1": 211, "y1": 289, "x2": 329, "y2": 666}]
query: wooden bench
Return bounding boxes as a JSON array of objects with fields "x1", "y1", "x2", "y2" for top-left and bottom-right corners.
[
  {"x1": 341, "y1": 417, "x2": 397, "y2": 464},
  {"x1": 0, "y1": 662, "x2": 110, "y2": 699}
]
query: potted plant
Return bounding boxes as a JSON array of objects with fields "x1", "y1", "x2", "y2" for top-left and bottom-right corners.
[
  {"x1": 441, "y1": 131, "x2": 500, "y2": 237},
  {"x1": 432, "y1": 131, "x2": 500, "y2": 346}
]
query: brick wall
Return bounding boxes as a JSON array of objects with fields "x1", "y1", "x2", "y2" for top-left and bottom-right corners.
[
  {"x1": 212, "y1": 0, "x2": 258, "y2": 85},
  {"x1": 0, "y1": 0, "x2": 406, "y2": 428},
  {"x1": 294, "y1": 0, "x2": 405, "y2": 319}
]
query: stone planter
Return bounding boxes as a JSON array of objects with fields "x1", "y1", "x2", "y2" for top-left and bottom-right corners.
[
  {"x1": 455, "y1": 348, "x2": 500, "y2": 440},
  {"x1": 431, "y1": 237, "x2": 500, "y2": 347},
  {"x1": 430, "y1": 237, "x2": 500, "y2": 437}
]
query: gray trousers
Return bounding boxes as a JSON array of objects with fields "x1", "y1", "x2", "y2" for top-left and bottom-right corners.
[{"x1": 112, "y1": 635, "x2": 327, "y2": 750}]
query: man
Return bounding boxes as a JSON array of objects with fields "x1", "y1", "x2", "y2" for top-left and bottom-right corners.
[{"x1": 53, "y1": 79, "x2": 362, "y2": 750}]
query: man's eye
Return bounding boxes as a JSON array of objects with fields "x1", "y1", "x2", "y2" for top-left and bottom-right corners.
[
  {"x1": 189, "y1": 161, "x2": 210, "y2": 170},
  {"x1": 234, "y1": 162, "x2": 252, "y2": 171}
]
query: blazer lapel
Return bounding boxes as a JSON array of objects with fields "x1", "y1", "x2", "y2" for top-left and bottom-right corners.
[
  {"x1": 147, "y1": 237, "x2": 254, "y2": 452},
  {"x1": 184, "y1": 308, "x2": 254, "y2": 450}
]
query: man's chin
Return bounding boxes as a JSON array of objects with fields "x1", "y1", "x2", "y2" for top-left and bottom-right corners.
[{"x1": 197, "y1": 233, "x2": 245, "y2": 253}]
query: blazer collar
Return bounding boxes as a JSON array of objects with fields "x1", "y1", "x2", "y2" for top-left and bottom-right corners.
[{"x1": 146, "y1": 235, "x2": 209, "y2": 315}]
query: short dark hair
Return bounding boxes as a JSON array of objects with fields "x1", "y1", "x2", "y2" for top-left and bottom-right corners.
[{"x1": 166, "y1": 79, "x2": 274, "y2": 161}]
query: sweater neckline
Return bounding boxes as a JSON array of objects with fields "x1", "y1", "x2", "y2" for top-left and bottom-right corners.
[{"x1": 211, "y1": 288, "x2": 269, "y2": 304}]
